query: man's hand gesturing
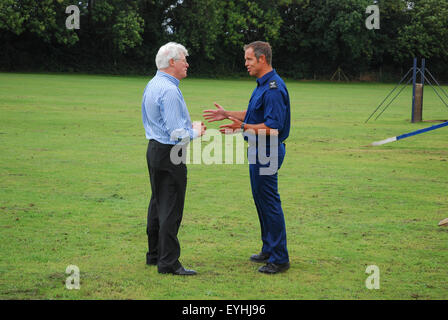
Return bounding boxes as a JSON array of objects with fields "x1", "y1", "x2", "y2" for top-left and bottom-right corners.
[
  {"x1": 203, "y1": 103, "x2": 227, "y2": 123},
  {"x1": 219, "y1": 116, "x2": 242, "y2": 134}
]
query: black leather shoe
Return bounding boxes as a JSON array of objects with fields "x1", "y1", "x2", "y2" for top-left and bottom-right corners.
[
  {"x1": 258, "y1": 262, "x2": 290, "y2": 274},
  {"x1": 250, "y1": 252, "x2": 271, "y2": 263},
  {"x1": 160, "y1": 266, "x2": 197, "y2": 276}
]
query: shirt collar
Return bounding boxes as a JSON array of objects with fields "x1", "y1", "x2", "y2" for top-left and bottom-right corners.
[
  {"x1": 256, "y1": 69, "x2": 276, "y2": 87},
  {"x1": 156, "y1": 70, "x2": 180, "y2": 87}
]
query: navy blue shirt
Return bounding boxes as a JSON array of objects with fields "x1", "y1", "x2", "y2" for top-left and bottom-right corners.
[{"x1": 243, "y1": 69, "x2": 291, "y2": 145}]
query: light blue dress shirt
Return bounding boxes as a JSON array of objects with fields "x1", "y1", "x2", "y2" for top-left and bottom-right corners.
[{"x1": 142, "y1": 71, "x2": 198, "y2": 144}]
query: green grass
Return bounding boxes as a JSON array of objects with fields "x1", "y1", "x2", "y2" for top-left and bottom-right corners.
[{"x1": 0, "y1": 72, "x2": 447, "y2": 299}]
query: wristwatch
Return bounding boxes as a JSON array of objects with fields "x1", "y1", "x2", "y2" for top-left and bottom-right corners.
[{"x1": 241, "y1": 122, "x2": 246, "y2": 131}]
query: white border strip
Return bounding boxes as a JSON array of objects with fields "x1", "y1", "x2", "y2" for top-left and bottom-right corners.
[{"x1": 371, "y1": 136, "x2": 397, "y2": 146}]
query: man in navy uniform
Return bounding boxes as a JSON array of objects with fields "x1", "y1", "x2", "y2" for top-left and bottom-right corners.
[{"x1": 203, "y1": 41, "x2": 291, "y2": 274}]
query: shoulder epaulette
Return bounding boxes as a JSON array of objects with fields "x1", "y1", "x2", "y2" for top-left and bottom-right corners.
[{"x1": 269, "y1": 80, "x2": 278, "y2": 89}]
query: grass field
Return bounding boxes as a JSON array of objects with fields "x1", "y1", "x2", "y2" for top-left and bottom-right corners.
[{"x1": 0, "y1": 72, "x2": 447, "y2": 300}]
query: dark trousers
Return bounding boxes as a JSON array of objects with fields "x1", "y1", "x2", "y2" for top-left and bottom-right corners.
[
  {"x1": 249, "y1": 143, "x2": 289, "y2": 264},
  {"x1": 146, "y1": 139, "x2": 187, "y2": 273}
]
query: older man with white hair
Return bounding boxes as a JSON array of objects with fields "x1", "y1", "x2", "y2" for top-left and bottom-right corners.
[{"x1": 142, "y1": 42, "x2": 206, "y2": 276}]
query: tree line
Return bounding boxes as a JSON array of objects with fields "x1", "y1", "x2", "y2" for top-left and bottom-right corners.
[{"x1": 1, "y1": 0, "x2": 447, "y2": 80}]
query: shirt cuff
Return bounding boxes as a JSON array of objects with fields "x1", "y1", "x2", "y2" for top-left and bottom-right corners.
[
  {"x1": 170, "y1": 128, "x2": 190, "y2": 143},
  {"x1": 190, "y1": 128, "x2": 199, "y2": 140}
]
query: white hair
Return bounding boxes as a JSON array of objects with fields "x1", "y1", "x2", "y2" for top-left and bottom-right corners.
[{"x1": 155, "y1": 42, "x2": 189, "y2": 70}]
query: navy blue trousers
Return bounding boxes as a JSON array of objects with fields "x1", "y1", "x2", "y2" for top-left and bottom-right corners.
[{"x1": 249, "y1": 143, "x2": 289, "y2": 264}]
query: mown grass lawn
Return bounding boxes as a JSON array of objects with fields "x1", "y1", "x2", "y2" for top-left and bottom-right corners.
[{"x1": 0, "y1": 72, "x2": 447, "y2": 299}]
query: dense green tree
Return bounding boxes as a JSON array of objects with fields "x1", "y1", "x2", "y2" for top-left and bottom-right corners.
[
  {"x1": 86, "y1": 0, "x2": 144, "y2": 58},
  {"x1": 163, "y1": 0, "x2": 223, "y2": 60},
  {"x1": 0, "y1": 0, "x2": 78, "y2": 45},
  {"x1": 276, "y1": 0, "x2": 378, "y2": 77},
  {"x1": 368, "y1": 0, "x2": 409, "y2": 68},
  {"x1": 0, "y1": 0, "x2": 447, "y2": 79},
  {"x1": 396, "y1": 0, "x2": 448, "y2": 61},
  {"x1": 216, "y1": 0, "x2": 283, "y2": 73},
  {"x1": 132, "y1": 0, "x2": 173, "y2": 73},
  {"x1": 159, "y1": 0, "x2": 284, "y2": 74},
  {"x1": 220, "y1": 0, "x2": 283, "y2": 47}
]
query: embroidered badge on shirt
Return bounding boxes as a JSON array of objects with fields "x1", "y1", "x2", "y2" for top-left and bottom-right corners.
[{"x1": 269, "y1": 80, "x2": 278, "y2": 89}]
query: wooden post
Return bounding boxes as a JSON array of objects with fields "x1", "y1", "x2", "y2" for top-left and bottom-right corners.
[{"x1": 413, "y1": 83, "x2": 423, "y2": 122}]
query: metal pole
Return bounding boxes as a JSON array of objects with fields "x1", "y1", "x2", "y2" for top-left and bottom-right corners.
[
  {"x1": 365, "y1": 67, "x2": 413, "y2": 123},
  {"x1": 397, "y1": 121, "x2": 448, "y2": 140},
  {"x1": 411, "y1": 58, "x2": 417, "y2": 123},
  {"x1": 369, "y1": 121, "x2": 448, "y2": 146},
  {"x1": 421, "y1": 58, "x2": 425, "y2": 111},
  {"x1": 374, "y1": 76, "x2": 414, "y2": 121},
  {"x1": 425, "y1": 68, "x2": 448, "y2": 101},
  {"x1": 421, "y1": 73, "x2": 448, "y2": 110}
]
